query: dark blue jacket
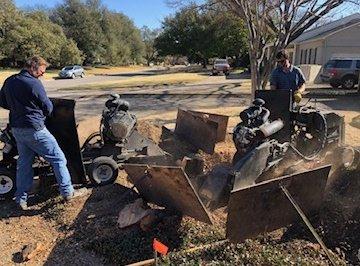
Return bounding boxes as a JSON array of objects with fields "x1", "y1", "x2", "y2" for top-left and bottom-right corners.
[
  {"x1": 270, "y1": 65, "x2": 306, "y2": 91},
  {"x1": 0, "y1": 69, "x2": 53, "y2": 130}
]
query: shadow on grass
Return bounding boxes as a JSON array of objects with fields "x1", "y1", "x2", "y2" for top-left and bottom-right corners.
[{"x1": 94, "y1": 70, "x2": 162, "y2": 77}]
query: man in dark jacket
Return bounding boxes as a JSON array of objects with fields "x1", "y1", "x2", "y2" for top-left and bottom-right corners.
[{"x1": 0, "y1": 56, "x2": 85, "y2": 210}]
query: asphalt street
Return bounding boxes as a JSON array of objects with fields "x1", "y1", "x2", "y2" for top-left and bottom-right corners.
[{"x1": 0, "y1": 69, "x2": 358, "y2": 128}]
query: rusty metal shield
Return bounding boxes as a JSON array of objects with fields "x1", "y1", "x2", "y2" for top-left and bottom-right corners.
[
  {"x1": 186, "y1": 110, "x2": 229, "y2": 142},
  {"x1": 174, "y1": 109, "x2": 229, "y2": 154},
  {"x1": 46, "y1": 98, "x2": 87, "y2": 184},
  {"x1": 226, "y1": 165, "x2": 331, "y2": 243},
  {"x1": 123, "y1": 164, "x2": 212, "y2": 224}
]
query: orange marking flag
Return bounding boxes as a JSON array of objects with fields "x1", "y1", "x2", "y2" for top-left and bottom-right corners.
[{"x1": 153, "y1": 238, "x2": 169, "y2": 255}]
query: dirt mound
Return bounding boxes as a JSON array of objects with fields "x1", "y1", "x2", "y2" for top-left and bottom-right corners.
[
  {"x1": 350, "y1": 115, "x2": 360, "y2": 129},
  {"x1": 136, "y1": 120, "x2": 163, "y2": 144},
  {"x1": 136, "y1": 119, "x2": 236, "y2": 170}
]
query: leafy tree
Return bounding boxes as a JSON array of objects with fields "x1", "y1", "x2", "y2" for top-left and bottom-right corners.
[
  {"x1": 1, "y1": 0, "x2": 145, "y2": 67},
  {"x1": 60, "y1": 39, "x2": 84, "y2": 66},
  {"x1": 0, "y1": 1, "x2": 83, "y2": 67},
  {"x1": 51, "y1": 0, "x2": 106, "y2": 64},
  {"x1": 0, "y1": 0, "x2": 22, "y2": 63},
  {"x1": 141, "y1": 26, "x2": 160, "y2": 66},
  {"x1": 52, "y1": 0, "x2": 144, "y2": 65},
  {"x1": 101, "y1": 11, "x2": 144, "y2": 65},
  {"x1": 155, "y1": 5, "x2": 248, "y2": 67}
]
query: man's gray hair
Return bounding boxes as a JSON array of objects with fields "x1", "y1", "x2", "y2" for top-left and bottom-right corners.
[{"x1": 24, "y1": 56, "x2": 49, "y2": 69}]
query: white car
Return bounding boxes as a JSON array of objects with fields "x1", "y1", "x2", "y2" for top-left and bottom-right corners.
[
  {"x1": 58, "y1": 65, "x2": 85, "y2": 79},
  {"x1": 212, "y1": 59, "x2": 230, "y2": 76}
]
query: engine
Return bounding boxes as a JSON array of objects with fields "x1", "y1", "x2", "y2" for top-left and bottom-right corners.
[
  {"x1": 232, "y1": 98, "x2": 285, "y2": 163},
  {"x1": 101, "y1": 94, "x2": 137, "y2": 143},
  {"x1": 231, "y1": 89, "x2": 345, "y2": 188}
]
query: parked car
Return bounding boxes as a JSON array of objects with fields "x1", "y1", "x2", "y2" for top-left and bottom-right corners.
[
  {"x1": 58, "y1": 65, "x2": 85, "y2": 79},
  {"x1": 320, "y1": 58, "x2": 360, "y2": 89},
  {"x1": 212, "y1": 59, "x2": 230, "y2": 76}
]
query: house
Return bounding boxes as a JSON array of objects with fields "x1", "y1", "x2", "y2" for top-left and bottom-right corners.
[{"x1": 287, "y1": 13, "x2": 360, "y2": 66}]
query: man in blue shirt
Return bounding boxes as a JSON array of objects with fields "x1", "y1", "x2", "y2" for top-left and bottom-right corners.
[
  {"x1": 0, "y1": 56, "x2": 84, "y2": 210},
  {"x1": 270, "y1": 50, "x2": 306, "y2": 103}
]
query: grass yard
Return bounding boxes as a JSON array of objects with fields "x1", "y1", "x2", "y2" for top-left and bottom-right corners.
[
  {"x1": 62, "y1": 72, "x2": 206, "y2": 90},
  {"x1": 0, "y1": 65, "x2": 149, "y2": 85},
  {"x1": 84, "y1": 65, "x2": 148, "y2": 75}
]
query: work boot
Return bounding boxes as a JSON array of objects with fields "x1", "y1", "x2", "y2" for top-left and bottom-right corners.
[
  {"x1": 17, "y1": 202, "x2": 28, "y2": 211},
  {"x1": 63, "y1": 188, "x2": 89, "y2": 202}
]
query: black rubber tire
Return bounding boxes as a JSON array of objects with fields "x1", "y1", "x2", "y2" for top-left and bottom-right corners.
[
  {"x1": 71, "y1": 73, "x2": 76, "y2": 79},
  {"x1": 0, "y1": 167, "x2": 16, "y2": 200},
  {"x1": 81, "y1": 72, "x2": 85, "y2": 78},
  {"x1": 341, "y1": 76, "x2": 356, "y2": 90},
  {"x1": 88, "y1": 156, "x2": 119, "y2": 186}
]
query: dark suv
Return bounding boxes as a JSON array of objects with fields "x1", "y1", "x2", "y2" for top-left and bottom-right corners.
[{"x1": 321, "y1": 58, "x2": 360, "y2": 89}]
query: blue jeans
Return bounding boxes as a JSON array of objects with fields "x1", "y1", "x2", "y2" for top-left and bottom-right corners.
[{"x1": 12, "y1": 127, "x2": 74, "y2": 204}]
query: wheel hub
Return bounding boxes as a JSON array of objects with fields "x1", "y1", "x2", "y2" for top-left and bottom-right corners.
[
  {"x1": 0, "y1": 175, "x2": 13, "y2": 194},
  {"x1": 95, "y1": 165, "x2": 113, "y2": 182},
  {"x1": 344, "y1": 79, "x2": 354, "y2": 88}
]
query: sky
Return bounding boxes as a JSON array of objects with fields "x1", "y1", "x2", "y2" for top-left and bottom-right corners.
[
  {"x1": 13, "y1": 0, "x2": 360, "y2": 29},
  {"x1": 14, "y1": 0, "x2": 179, "y2": 29}
]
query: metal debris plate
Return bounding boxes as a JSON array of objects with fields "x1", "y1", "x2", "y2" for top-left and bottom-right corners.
[
  {"x1": 124, "y1": 164, "x2": 212, "y2": 224},
  {"x1": 226, "y1": 165, "x2": 331, "y2": 243},
  {"x1": 174, "y1": 109, "x2": 228, "y2": 154}
]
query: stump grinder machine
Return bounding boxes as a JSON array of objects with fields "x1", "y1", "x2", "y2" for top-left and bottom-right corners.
[
  {"x1": 0, "y1": 94, "x2": 164, "y2": 200},
  {"x1": 123, "y1": 89, "x2": 359, "y2": 245}
]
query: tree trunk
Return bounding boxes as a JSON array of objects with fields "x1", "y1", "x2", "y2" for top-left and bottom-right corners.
[
  {"x1": 261, "y1": 60, "x2": 274, "y2": 90},
  {"x1": 249, "y1": 51, "x2": 261, "y2": 99},
  {"x1": 12, "y1": 54, "x2": 16, "y2": 68},
  {"x1": 202, "y1": 58, "x2": 207, "y2": 68}
]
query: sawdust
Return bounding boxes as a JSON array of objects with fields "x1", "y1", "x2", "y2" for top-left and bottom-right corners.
[
  {"x1": 199, "y1": 135, "x2": 235, "y2": 171},
  {"x1": 136, "y1": 120, "x2": 163, "y2": 144},
  {"x1": 136, "y1": 119, "x2": 236, "y2": 169}
]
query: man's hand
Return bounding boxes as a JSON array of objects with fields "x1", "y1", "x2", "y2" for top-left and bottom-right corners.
[
  {"x1": 294, "y1": 91, "x2": 302, "y2": 103},
  {"x1": 297, "y1": 83, "x2": 306, "y2": 94}
]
